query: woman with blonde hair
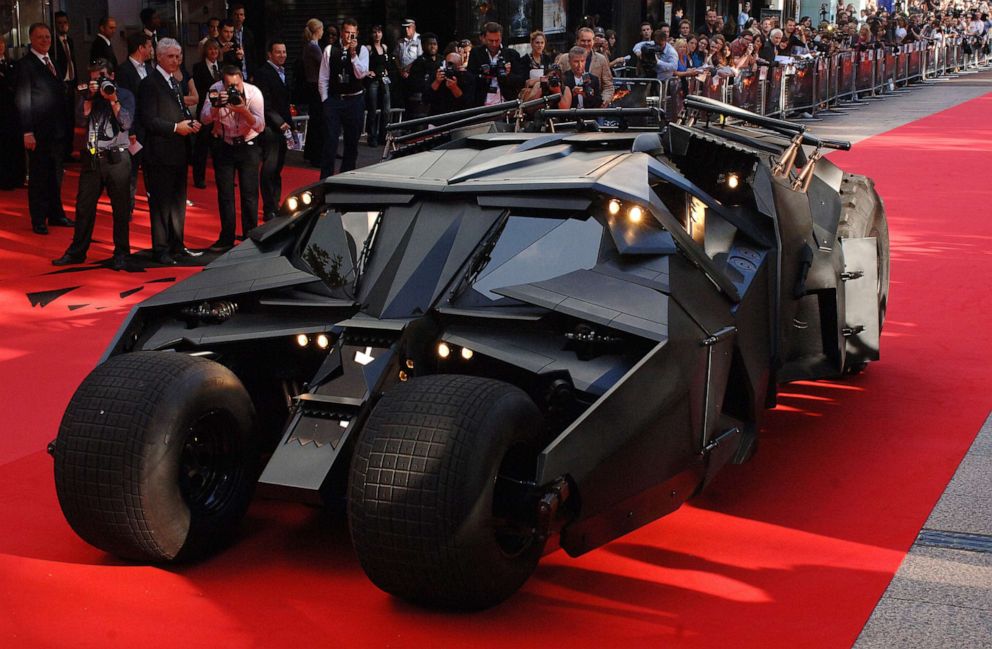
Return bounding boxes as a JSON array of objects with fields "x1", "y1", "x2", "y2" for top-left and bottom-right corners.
[{"x1": 302, "y1": 18, "x2": 325, "y2": 166}]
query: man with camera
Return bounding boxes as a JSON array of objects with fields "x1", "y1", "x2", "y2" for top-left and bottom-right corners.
[
  {"x1": 218, "y1": 20, "x2": 246, "y2": 73},
  {"x1": 406, "y1": 33, "x2": 440, "y2": 119},
  {"x1": 554, "y1": 27, "x2": 613, "y2": 104},
  {"x1": 467, "y1": 22, "x2": 524, "y2": 107},
  {"x1": 558, "y1": 47, "x2": 603, "y2": 109},
  {"x1": 138, "y1": 38, "x2": 201, "y2": 265},
  {"x1": 52, "y1": 59, "x2": 133, "y2": 270},
  {"x1": 634, "y1": 29, "x2": 679, "y2": 82},
  {"x1": 199, "y1": 65, "x2": 265, "y2": 252},
  {"x1": 426, "y1": 52, "x2": 475, "y2": 115},
  {"x1": 318, "y1": 18, "x2": 368, "y2": 178},
  {"x1": 254, "y1": 40, "x2": 294, "y2": 222}
]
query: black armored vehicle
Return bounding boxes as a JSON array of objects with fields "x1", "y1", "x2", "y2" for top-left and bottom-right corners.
[{"x1": 52, "y1": 97, "x2": 888, "y2": 609}]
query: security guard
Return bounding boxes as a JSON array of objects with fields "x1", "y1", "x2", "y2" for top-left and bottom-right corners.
[{"x1": 52, "y1": 59, "x2": 133, "y2": 270}]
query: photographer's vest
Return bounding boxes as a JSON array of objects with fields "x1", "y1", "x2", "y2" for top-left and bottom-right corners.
[
  {"x1": 328, "y1": 47, "x2": 363, "y2": 97},
  {"x1": 484, "y1": 48, "x2": 503, "y2": 105}
]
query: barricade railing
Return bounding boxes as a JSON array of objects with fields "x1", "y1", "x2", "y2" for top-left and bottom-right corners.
[{"x1": 594, "y1": 36, "x2": 981, "y2": 123}]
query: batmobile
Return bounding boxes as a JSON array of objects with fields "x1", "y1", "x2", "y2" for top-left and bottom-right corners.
[{"x1": 51, "y1": 97, "x2": 889, "y2": 610}]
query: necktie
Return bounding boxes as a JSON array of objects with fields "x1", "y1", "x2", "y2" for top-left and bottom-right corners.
[
  {"x1": 277, "y1": 66, "x2": 285, "y2": 84},
  {"x1": 43, "y1": 55, "x2": 56, "y2": 77},
  {"x1": 212, "y1": 63, "x2": 219, "y2": 81},
  {"x1": 170, "y1": 76, "x2": 187, "y2": 116},
  {"x1": 62, "y1": 38, "x2": 74, "y2": 80}
]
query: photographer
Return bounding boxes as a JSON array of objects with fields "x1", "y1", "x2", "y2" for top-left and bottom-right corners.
[
  {"x1": 634, "y1": 29, "x2": 679, "y2": 82},
  {"x1": 52, "y1": 59, "x2": 133, "y2": 270},
  {"x1": 467, "y1": 22, "x2": 524, "y2": 107},
  {"x1": 200, "y1": 65, "x2": 265, "y2": 252},
  {"x1": 426, "y1": 53, "x2": 475, "y2": 115},
  {"x1": 317, "y1": 18, "x2": 369, "y2": 177},
  {"x1": 558, "y1": 47, "x2": 603, "y2": 109},
  {"x1": 218, "y1": 20, "x2": 246, "y2": 72}
]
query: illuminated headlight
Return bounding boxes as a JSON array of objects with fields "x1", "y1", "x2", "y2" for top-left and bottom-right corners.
[
  {"x1": 286, "y1": 196, "x2": 300, "y2": 212},
  {"x1": 437, "y1": 342, "x2": 451, "y2": 358},
  {"x1": 727, "y1": 173, "x2": 740, "y2": 189},
  {"x1": 628, "y1": 205, "x2": 643, "y2": 223},
  {"x1": 608, "y1": 199, "x2": 622, "y2": 216},
  {"x1": 315, "y1": 333, "x2": 330, "y2": 349},
  {"x1": 460, "y1": 347, "x2": 474, "y2": 360},
  {"x1": 301, "y1": 191, "x2": 313, "y2": 206},
  {"x1": 295, "y1": 334, "x2": 309, "y2": 347}
]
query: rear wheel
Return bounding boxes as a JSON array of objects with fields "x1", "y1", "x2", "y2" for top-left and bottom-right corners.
[
  {"x1": 838, "y1": 173, "x2": 890, "y2": 374},
  {"x1": 348, "y1": 374, "x2": 545, "y2": 610},
  {"x1": 54, "y1": 352, "x2": 259, "y2": 562}
]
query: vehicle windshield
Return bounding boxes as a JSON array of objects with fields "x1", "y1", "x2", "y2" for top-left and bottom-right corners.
[
  {"x1": 300, "y1": 210, "x2": 380, "y2": 298},
  {"x1": 461, "y1": 213, "x2": 604, "y2": 303}
]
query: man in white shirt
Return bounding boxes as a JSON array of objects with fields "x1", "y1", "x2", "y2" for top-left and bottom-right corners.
[
  {"x1": 318, "y1": 18, "x2": 369, "y2": 177},
  {"x1": 200, "y1": 65, "x2": 265, "y2": 251}
]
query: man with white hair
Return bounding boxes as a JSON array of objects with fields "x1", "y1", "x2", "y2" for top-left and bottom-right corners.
[{"x1": 138, "y1": 38, "x2": 202, "y2": 265}]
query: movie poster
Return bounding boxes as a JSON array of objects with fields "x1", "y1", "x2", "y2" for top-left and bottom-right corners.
[
  {"x1": 510, "y1": 0, "x2": 533, "y2": 37},
  {"x1": 543, "y1": 0, "x2": 566, "y2": 35}
]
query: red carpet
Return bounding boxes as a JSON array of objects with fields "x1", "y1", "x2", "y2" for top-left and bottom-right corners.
[{"x1": 1, "y1": 98, "x2": 991, "y2": 647}]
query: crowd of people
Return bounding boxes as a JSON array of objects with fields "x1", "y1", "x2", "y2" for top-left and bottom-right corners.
[{"x1": 1, "y1": 1, "x2": 990, "y2": 270}]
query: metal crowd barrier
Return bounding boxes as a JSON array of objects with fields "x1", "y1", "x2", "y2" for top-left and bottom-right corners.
[{"x1": 650, "y1": 35, "x2": 989, "y2": 120}]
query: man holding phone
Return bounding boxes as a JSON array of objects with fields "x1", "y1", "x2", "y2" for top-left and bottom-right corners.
[
  {"x1": 138, "y1": 38, "x2": 201, "y2": 265},
  {"x1": 318, "y1": 18, "x2": 368, "y2": 177}
]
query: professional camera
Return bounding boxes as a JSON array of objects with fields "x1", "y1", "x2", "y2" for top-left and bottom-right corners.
[
  {"x1": 640, "y1": 43, "x2": 662, "y2": 65},
  {"x1": 226, "y1": 85, "x2": 243, "y2": 106},
  {"x1": 443, "y1": 61, "x2": 458, "y2": 80},
  {"x1": 208, "y1": 89, "x2": 225, "y2": 107},
  {"x1": 546, "y1": 64, "x2": 562, "y2": 90},
  {"x1": 480, "y1": 56, "x2": 509, "y2": 80},
  {"x1": 97, "y1": 76, "x2": 116, "y2": 96}
]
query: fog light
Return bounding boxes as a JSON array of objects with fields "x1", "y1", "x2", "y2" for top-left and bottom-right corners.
[
  {"x1": 628, "y1": 206, "x2": 643, "y2": 223},
  {"x1": 301, "y1": 191, "x2": 313, "y2": 206},
  {"x1": 437, "y1": 342, "x2": 451, "y2": 358},
  {"x1": 286, "y1": 196, "x2": 299, "y2": 212},
  {"x1": 405, "y1": 359, "x2": 415, "y2": 369},
  {"x1": 398, "y1": 370, "x2": 409, "y2": 381},
  {"x1": 316, "y1": 334, "x2": 330, "y2": 349},
  {"x1": 608, "y1": 199, "x2": 621, "y2": 216},
  {"x1": 295, "y1": 334, "x2": 309, "y2": 347},
  {"x1": 460, "y1": 347, "x2": 474, "y2": 360},
  {"x1": 727, "y1": 173, "x2": 740, "y2": 189}
]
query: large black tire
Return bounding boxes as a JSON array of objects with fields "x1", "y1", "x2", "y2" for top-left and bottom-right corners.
[
  {"x1": 348, "y1": 374, "x2": 545, "y2": 610},
  {"x1": 838, "y1": 172, "x2": 890, "y2": 330},
  {"x1": 54, "y1": 352, "x2": 259, "y2": 562},
  {"x1": 838, "y1": 173, "x2": 890, "y2": 375}
]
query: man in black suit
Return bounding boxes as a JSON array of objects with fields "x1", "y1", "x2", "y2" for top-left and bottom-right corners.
[
  {"x1": 138, "y1": 38, "x2": 201, "y2": 264},
  {"x1": 191, "y1": 39, "x2": 223, "y2": 188},
  {"x1": 140, "y1": 8, "x2": 161, "y2": 52},
  {"x1": 15, "y1": 23, "x2": 72, "y2": 234},
  {"x1": 254, "y1": 40, "x2": 293, "y2": 221},
  {"x1": 89, "y1": 16, "x2": 117, "y2": 69},
  {"x1": 229, "y1": 3, "x2": 256, "y2": 78},
  {"x1": 218, "y1": 20, "x2": 246, "y2": 73},
  {"x1": 116, "y1": 32, "x2": 153, "y2": 214},
  {"x1": 466, "y1": 22, "x2": 524, "y2": 108},
  {"x1": 52, "y1": 12, "x2": 79, "y2": 161}
]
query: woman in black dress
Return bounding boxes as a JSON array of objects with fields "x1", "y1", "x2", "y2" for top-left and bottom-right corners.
[
  {"x1": 0, "y1": 37, "x2": 25, "y2": 190},
  {"x1": 301, "y1": 19, "x2": 325, "y2": 166},
  {"x1": 364, "y1": 25, "x2": 395, "y2": 148}
]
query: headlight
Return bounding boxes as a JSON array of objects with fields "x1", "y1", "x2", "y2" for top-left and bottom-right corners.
[
  {"x1": 286, "y1": 196, "x2": 300, "y2": 212},
  {"x1": 301, "y1": 191, "x2": 313, "y2": 206}
]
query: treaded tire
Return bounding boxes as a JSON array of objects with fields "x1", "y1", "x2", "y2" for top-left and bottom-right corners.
[
  {"x1": 54, "y1": 352, "x2": 259, "y2": 562},
  {"x1": 838, "y1": 173, "x2": 890, "y2": 374},
  {"x1": 348, "y1": 374, "x2": 545, "y2": 610},
  {"x1": 838, "y1": 173, "x2": 890, "y2": 329}
]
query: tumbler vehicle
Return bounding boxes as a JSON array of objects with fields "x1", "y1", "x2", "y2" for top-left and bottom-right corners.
[{"x1": 52, "y1": 97, "x2": 889, "y2": 609}]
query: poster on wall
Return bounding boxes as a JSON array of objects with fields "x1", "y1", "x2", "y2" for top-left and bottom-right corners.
[
  {"x1": 510, "y1": 0, "x2": 533, "y2": 38},
  {"x1": 543, "y1": 0, "x2": 566, "y2": 35}
]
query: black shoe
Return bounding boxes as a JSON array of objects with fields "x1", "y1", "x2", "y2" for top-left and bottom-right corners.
[
  {"x1": 111, "y1": 255, "x2": 129, "y2": 271},
  {"x1": 193, "y1": 181, "x2": 207, "y2": 189},
  {"x1": 207, "y1": 241, "x2": 233, "y2": 253},
  {"x1": 172, "y1": 247, "x2": 203, "y2": 258},
  {"x1": 49, "y1": 217, "x2": 75, "y2": 227},
  {"x1": 235, "y1": 234, "x2": 246, "y2": 242},
  {"x1": 154, "y1": 253, "x2": 177, "y2": 265},
  {"x1": 262, "y1": 211, "x2": 277, "y2": 222},
  {"x1": 33, "y1": 224, "x2": 49, "y2": 235},
  {"x1": 52, "y1": 254, "x2": 84, "y2": 266}
]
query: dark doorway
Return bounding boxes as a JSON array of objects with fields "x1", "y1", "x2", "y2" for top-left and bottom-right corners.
[{"x1": 407, "y1": 0, "x2": 457, "y2": 44}]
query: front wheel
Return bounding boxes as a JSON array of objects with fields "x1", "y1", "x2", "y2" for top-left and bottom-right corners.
[
  {"x1": 348, "y1": 374, "x2": 546, "y2": 610},
  {"x1": 53, "y1": 352, "x2": 259, "y2": 562}
]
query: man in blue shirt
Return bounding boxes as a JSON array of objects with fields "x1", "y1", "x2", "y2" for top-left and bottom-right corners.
[{"x1": 635, "y1": 29, "x2": 679, "y2": 82}]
